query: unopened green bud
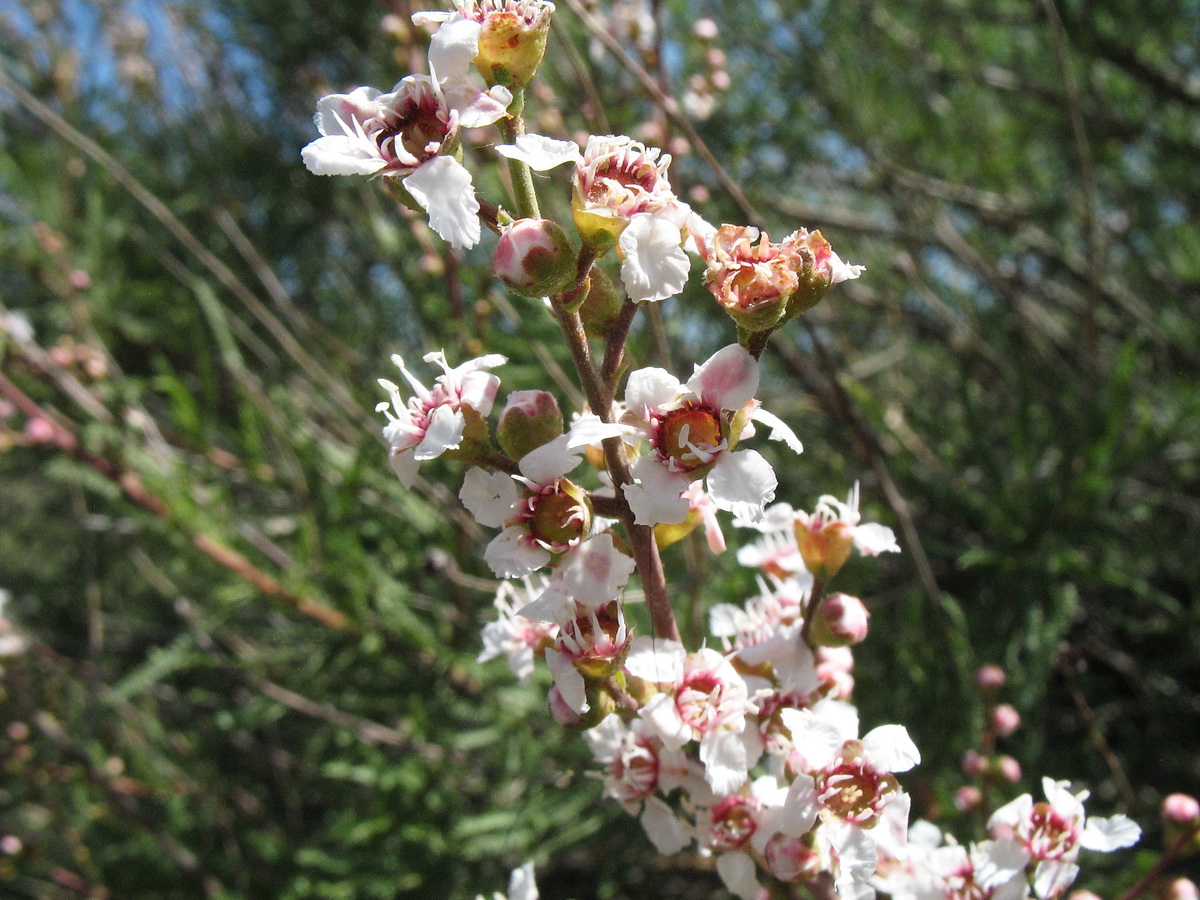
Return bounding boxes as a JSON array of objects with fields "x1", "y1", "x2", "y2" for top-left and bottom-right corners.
[
  {"x1": 497, "y1": 390, "x2": 563, "y2": 461},
  {"x1": 494, "y1": 218, "x2": 576, "y2": 298}
]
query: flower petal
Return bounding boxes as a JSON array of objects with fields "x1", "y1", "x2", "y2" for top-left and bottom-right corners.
[
  {"x1": 427, "y1": 14, "x2": 482, "y2": 84},
  {"x1": 404, "y1": 156, "x2": 481, "y2": 249},
  {"x1": 641, "y1": 795, "x2": 691, "y2": 855},
  {"x1": 1080, "y1": 814, "x2": 1141, "y2": 852},
  {"x1": 485, "y1": 527, "x2": 552, "y2": 578},
  {"x1": 706, "y1": 450, "x2": 777, "y2": 523},
  {"x1": 750, "y1": 407, "x2": 804, "y2": 454},
  {"x1": 414, "y1": 405, "x2": 465, "y2": 460},
  {"x1": 862, "y1": 724, "x2": 921, "y2": 773},
  {"x1": 302, "y1": 135, "x2": 387, "y2": 176},
  {"x1": 686, "y1": 344, "x2": 759, "y2": 411},
  {"x1": 715, "y1": 852, "x2": 760, "y2": 900},
  {"x1": 460, "y1": 468, "x2": 519, "y2": 528},
  {"x1": 496, "y1": 134, "x2": 583, "y2": 170},
  {"x1": 618, "y1": 213, "x2": 690, "y2": 303},
  {"x1": 623, "y1": 456, "x2": 691, "y2": 526}
]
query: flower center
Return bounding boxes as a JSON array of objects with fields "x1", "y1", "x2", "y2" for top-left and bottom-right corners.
[
  {"x1": 525, "y1": 485, "x2": 588, "y2": 549},
  {"x1": 817, "y1": 750, "x2": 897, "y2": 826},
  {"x1": 659, "y1": 404, "x2": 724, "y2": 469},
  {"x1": 707, "y1": 795, "x2": 758, "y2": 852},
  {"x1": 1021, "y1": 801, "x2": 1078, "y2": 860},
  {"x1": 375, "y1": 91, "x2": 450, "y2": 166}
]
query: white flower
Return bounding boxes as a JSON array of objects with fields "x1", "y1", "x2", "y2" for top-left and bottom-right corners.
[
  {"x1": 619, "y1": 344, "x2": 801, "y2": 526},
  {"x1": 376, "y1": 350, "x2": 504, "y2": 488},
  {"x1": 495, "y1": 133, "x2": 715, "y2": 302},
  {"x1": 477, "y1": 578, "x2": 557, "y2": 684},
  {"x1": 988, "y1": 778, "x2": 1141, "y2": 899},
  {"x1": 302, "y1": 16, "x2": 511, "y2": 248},
  {"x1": 625, "y1": 637, "x2": 760, "y2": 795},
  {"x1": 796, "y1": 482, "x2": 900, "y2": 558}
]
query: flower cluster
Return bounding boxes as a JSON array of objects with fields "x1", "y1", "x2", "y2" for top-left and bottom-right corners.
[{"x1": 301, "y1": 3, "x2": 1145, "y2": 897}]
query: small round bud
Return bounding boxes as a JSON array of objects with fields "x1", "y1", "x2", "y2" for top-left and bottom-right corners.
[
  {"x1": 976, "y1": 664, "x2": 1006, "y2": 690},
  {"x1": 962, "y1": 750, "x2": 986, "y2": 777},
  {"x1": 1162, "y1": 793, "x2": 1200, "y2": 825},
  {"x1": 0, "y1": 835, "x2": 21, "y2": 855},
  {"x1": 954, "y1": 785, "x2": 982, "y2": 812},
  {"x1": 995, "y1": 755, "x2": 1022, "y2": 784},
  {"x1": 493, "y1": 218, "x2": 576, "y2": 298},
  {"x1": 497, "y1": 390, "x2": 563, "y2": 461},
  {"x1": 470, "y1": 1, "x2": 555, "y2": 89},
  {"x1": 693, "y1": 18, "x2": 719, "y2": 40},
  {"x1": 1165, "y1": 879, "x2": 1200, "y2": 900},
  {"x1": 808, "y1": 592, "x2": 870, "y2": 647},
  {"x1": 1068, "y1": 892, "x2": 1103, "y2": 900},
  {"x1": 991, "y1": 703, "x2": 1021, "y2": 737}
]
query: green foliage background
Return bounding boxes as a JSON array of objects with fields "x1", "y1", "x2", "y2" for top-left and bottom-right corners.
[{"x1": 0, "y1": 0, "x2": 1197, "y2": 896}]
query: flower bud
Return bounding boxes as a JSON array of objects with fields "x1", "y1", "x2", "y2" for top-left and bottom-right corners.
[
  {"x1": 795, "y1": 519, "x2": 854, "y2": 581},
  {"x1": 954, "y1": 785, "x2": 982, "y2": 812},
  {"x1": 962, "y1": 749, "x2": 986, "y2": 777},
  {"x1": 1163, "y1": 793, "x2": 1200, "y2": 824},
  {"x1": 1164, "y1": 879, "x2": 1200, "y2": 900},
  {"x1": 497, "y1": 390, "x2": 563, "y2": 461},
  {"x1": 807, "y1": 592, "x2": 869, "y2": 647},
  {"x1": 781, "y1": 229, "x2": 862, "y2": 320},
  {"x1": 468, "y1": 0, "x2": 555, "y2": 89},
  {"x1": 994, "y1": 755, "x2": 1022, "y2": 784},
  {"x1": 976, "y1": 664, "x2": 1006, "y2": 690},
  {"x1": 991, "y1": 703, "x2": 1021, "y2": 737},
  {"x1": 547, "y1": 682, "x2": 614, "y2": 730},
  {"x1": 493, "y1": 218, "x2": 576, "y2": 298}
]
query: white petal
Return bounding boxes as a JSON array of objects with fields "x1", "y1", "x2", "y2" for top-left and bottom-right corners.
[
  {"x1": 314, "y1": 86, "x2": 382, "y2": 137},
  {"x1": 715, "y1": 852, "x2": 760, "y2": 900},
  {"x1": 624, "y1": 366, "x2": 682, "y2": 414},
  {"x1": 828, "y1": 251, "x2": 865, "y2": 284},
  {"x1": 565, "y1": 414, "x2": 634, "y2": 449},
  {"x1": 1032, "y1": 860, "x2": 1078, "y2": 900},
  {"x1": 302, "y1": 136, "x2": 387, "y2": 176},
  {"x1": 707, "y1": 450, "x2": 777, "y2": 523},
  {"x1": 750, "y1": 407, "x2": 804, "y2": 454},
  {"x1": 862, "y1": 724, "x2": 921, "y2": 773},
  {"x1": 460, "y1": 468, "x2": 519, "y2": 528},
  {"x1": 976, "y1": 839, "x2": 1031, "y2": 888},
  {"x1": 518, "y1": 433, "x2": 581, "y2": 485},
  {"x1": 546, "y1": 647, "x2": 588, "y2": 713},
  {"x1": 640, "y1": 692, "x2": 692, "y2": 750},
  {"x1": 448, "y1": 82, "x2": 512, "y2": 128},
  {"x1": 779, "y1": 707, "x2": 844, "y2": 771},
  {"x1": 556, "y1": 534, "x2": 636, "y2": 609},
  {"x1": 404, "y1": 157, "x2": 480, "y2": 249},
  {"x1": 988, "y1": 793, "x2": 1032, "y2": 833},
  {"x1": 485, "y1": 527, "x2": 552, "y2": 578},
  {"x1": 618, "y1": 213, "x2": 690, "y2": 303},
  {"x1": 641, "y1": 796, "x2": 691, "y2": 855},
  {"x1": 853, "y1": 522, "x2": 900, "y2": 556},
  {"x1": 686, "y1": 344, "x2": 759, "y2": 411},
  {"x1": 506, "y1": 861, "x2": 539, "y2": 900},
  {"x1": 623, "y1": 636, "x2": 686, "y2": 683},
  {"x1": 456, "y1": 371, "x2": 503, "y2": 416},
  {"x1": 414, "y1": 405, "x2": 465, "y2": 460},
  {"x1": 779, "y1": 774, "x2": 819, "y2": 836},
  {"x1": 389, "y1": 448, "x2": 419, "y2": 488},
  {"x1": 411, "y1": 10, "x2": 452, "y2": 27},
  {"x1": 622, "y1": 457, "x2": 691, "y2": 526},
  {"x1": 427, "y1": 14, "x2": 482, "y2": 83},
  {"x1": 699, "y1": 730, "x2": 749, "y2": 795},
  {"x1": 496, "y1": 134, "x2": 583, "y2": 170},
  {"x1": 1080, "y1": 814, "x2": 1141, "y2": 851}
]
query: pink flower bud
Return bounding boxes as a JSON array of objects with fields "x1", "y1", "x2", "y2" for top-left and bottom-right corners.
[
  {"x1": 0, "y1": 835, "x2": 21, "y2": 855},
  {"x1": 1166, "y1": 879, "x2": 1200, "y2": 900},
  {"x1": 808, "y1": 592, "x2": 869, "y2": 647},
  {"x1": 24, "y1": 416, "x2": 56, "y2": 444},
  {"x1": 1068, "y1": 892, "x2": 1103, "y2": 900},
  {"x1": 991, "y1": 703, "x2": 1021, "y2": 737},
  {"x1": 962, "y1": 749, "x2": 986, "y2": 777},
  {"x1": 693, "y1": 18, "x2": 719, "y2": 40},
  {"x1": 976, "y1": 664, "x2": 1006, "y2": 689},
  {"x1": 496, "y1": 390, "x2": 563, "y2": 461},
  {"x1": 68, "y1": 269, "x2": 91, "y2": 290},
  {"x1": 995, "y1": 755, "x2": 1022, "y2": 784},
  {"x1": 494, "y1": 218, "x2": 576, "y2": 298},
  {"x1": 954, "y1": 785, "x2": 982, "y2": 812},
  {"x1": 1162, "y1": 793, "x2": 1200, "y2": 824}
]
